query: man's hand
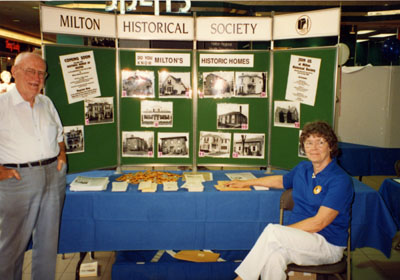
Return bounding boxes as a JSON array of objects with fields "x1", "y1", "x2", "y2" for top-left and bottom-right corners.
[
  {"x1": 0, "y1": 165, "x2": 21, "y2": 181},
  {"x1": 57, "y1": 141, "x2": 67, "y2": 171}
]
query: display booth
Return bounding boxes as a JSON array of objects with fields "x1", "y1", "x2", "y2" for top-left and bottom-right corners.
[
  {"x1": 41, "y1": 5, "x2": 340, "y2": 173},
  {"x1": 37, "y1": 5, "x2": 400, "y2": 279}
]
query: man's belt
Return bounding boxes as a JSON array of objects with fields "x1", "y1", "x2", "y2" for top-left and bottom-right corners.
[{"x1": 2, "y1": 156, "x2": 58, "y2": 168}]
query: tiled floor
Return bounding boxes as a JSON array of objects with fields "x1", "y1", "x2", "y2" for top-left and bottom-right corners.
[{"x1": 22, "y1": 175, "x2": 400, "y2": 280}]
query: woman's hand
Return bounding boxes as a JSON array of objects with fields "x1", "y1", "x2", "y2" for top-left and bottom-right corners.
[{"x1": 224, "y1": 180, "x2": 249, "y2": 188}]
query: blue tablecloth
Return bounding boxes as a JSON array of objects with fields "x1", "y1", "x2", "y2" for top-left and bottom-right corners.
[
  {"x1": 379, "y1": 178, "x2": 400, "y2": 230},
  {"x1": 338, "y1": 142, "x2": 400, "y2": 176},
  {"x1": 58, "y1": 170, "x2": 397, "y2": 258}
]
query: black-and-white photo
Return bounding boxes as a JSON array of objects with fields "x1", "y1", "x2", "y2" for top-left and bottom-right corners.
[
  {"x1": 64, "y1": 125, "x2": 84, "y2": 154},
  {"x1": 122, "y1": 70, "x2": 155, "y2": 98},
  {"x1": 84, "y1": 97, "x2": 114, "y2": 125},
  {"x1": 232, "y1": 133, "x2": 265, "y2": 159},
  {"x1": 217, "y1": 103, "x2": 249, "y2": 130},
  {"x1": 141, "y1": 100, "x2": 173, "y2": 127},
  {"x1": 298, "y1": 130, "x2": 307, "y2": 158},
  {"x1": 122, "y1": 131, "x2": 154, "y2": 157},
  {"x1": 158, "y1": 71, "x2": 191, "y2": 98},
  {"x1": 235, "y1": 72, "x2": 267, "y2": 97},
  {"x1": 158, "y1": 132, "x2": 189, "y2": 158},
  {"x1": 202, "y1": 71, "x2": 234, "y2": 98},
  {"x1": 199, "y1": 131, "x2": 231, "y2": 158},
  {"x1": 274, "y1": 100, "x2": 300, "y2": 128}
]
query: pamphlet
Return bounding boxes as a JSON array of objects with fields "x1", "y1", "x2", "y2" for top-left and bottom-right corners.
[
  {"x1": 79, "y1": 261, "x2": 98, "y2": 277},
  {"x1": 70, "y1": 176, "x2": 109, "y2": 191}
]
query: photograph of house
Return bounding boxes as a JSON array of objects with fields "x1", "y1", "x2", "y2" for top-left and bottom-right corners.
[
  {"x1": 122, "y1": 131, "x2": 154, "y2": 157},
  {"x1": 84, "y1": 97, "x2": 114, "y2": 125},
  {"x1": 122, "y1": 70, "x2": 155, "y2": 98},
  {"x1": 274, "y1": 100, "x2": 300, "y2": 128},
  {"x1": 159, "y1": 72, "x2": 190, "y2": 98},
  {"x1": 158, "y1": 132, "x2": 189, "y2": 157},
  {"x1": 203, "y1": 71, "x2": 234, "y2": 97},
  {"x1": 141, "y1": 100, "x2": 173, "y2": 127},
  {"x1": 217, "y1": 103, "x2": 249, "y2": 129},
  {"x1": 235, "y1": 71, "x2": 267, "y2": 97},
  {"x1": 64, "y1": 125, "x2": 84, "y2": 154},
  {"x1": 199, "y1": 131, "x2": 231, "y2": 158},
  {"x1": 233, "y1": 133, "x2": 265, "y2": 158}
]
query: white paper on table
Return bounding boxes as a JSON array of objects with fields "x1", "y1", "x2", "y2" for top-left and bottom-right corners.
[
  {"x1": 225, "y1": 172, "x2": 256, "y2": 181},
  {"x1": 163, "y1": 181, "x2": 179, "y2": 191},
  {"x1": 138, "y1": 180, "x2": 153, "y2": 190},
  {"x1": 253, "y1": 185, "x2": 270, "y2": 191},
  {"x1": 112, "y1": 181, "x2": 128, "y2": 192}
]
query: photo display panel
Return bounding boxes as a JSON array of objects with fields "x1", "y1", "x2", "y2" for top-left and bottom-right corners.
[
  {"x1": 270, "y1": 47, "x2": 337, "y2": 170},
  {"x1": 196, "y1": 50, "x2": 270, "y2": 167},
  {"x1": 44, "y1": 45, "x2": 118, "y2": 173},
  {"x1": 119, "y1": 49, "x2": 193, "y2": 166}
]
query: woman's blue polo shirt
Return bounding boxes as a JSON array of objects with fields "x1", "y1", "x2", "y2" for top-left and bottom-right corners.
[{"x1": 282, "y1": 159, "x2": 354, "y2": 246}]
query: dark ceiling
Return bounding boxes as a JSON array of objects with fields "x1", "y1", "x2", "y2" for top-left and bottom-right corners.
[{"x1": 1, "y1": 1, "x2": 400, "y2": 44}]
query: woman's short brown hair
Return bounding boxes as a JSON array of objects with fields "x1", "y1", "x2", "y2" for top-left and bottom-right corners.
[{"x1": 300, "y1": 121, "x2": 339, "y2": 158}]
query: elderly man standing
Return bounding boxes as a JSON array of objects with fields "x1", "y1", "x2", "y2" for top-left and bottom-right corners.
[{"x1": 0, "y1": 51, "x2": 67, "y2": 280}]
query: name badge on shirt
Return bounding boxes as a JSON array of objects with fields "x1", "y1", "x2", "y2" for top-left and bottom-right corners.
[{"x1": 313, "y1": 185, "x2": 322, "y2": 195}]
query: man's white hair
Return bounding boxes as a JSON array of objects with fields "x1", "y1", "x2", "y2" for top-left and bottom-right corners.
[{"x1": 14, "y1": 52, "x2": 44, "y2": 66}]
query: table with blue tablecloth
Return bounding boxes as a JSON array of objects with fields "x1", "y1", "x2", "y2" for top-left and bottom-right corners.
[
  {"x1": 58, "y1": 169, "x2": 397, "y2": 259},
  {"x1": 379, "y1": 178, "x2": 400, "y2": 230},
  {"x1": 338, "y1": 142, "x2": 400, "y2": 177}
]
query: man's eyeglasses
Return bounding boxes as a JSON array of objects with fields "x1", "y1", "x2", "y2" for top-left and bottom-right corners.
[
  {"x1": 22, "y1": 68, "x2": 48, "y2": 79},
  {"x1": 304, "y1": 139, "x2": 327, "y2": 148}
]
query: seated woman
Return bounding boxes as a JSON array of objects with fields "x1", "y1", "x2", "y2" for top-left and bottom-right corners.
[{"x1": 225, "y1": 121, "x2": 354, "y2": 280}]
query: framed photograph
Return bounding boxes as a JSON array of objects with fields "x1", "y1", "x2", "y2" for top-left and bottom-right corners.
[
  {"x1": 122, "y1": 131, "x2": 154, "y2": 157},
  {"x1": 141, "y1": 100, "x2": 173, "y2": 128},
  {"x1": 158, "y1": 71, "x2": 191, "y2": 98},
  {"x1": 202, "y1": 71, "x2": 234, "y2": 98},
  {"x1": 199, "y1": 131, "x2": 231, "y2": 158},
  {"x1": 217, "y1": 103, "x2": 249, "y2": 130},
  {"x1": 157, "y1": 132, "x2": 189, "y2": 158},
  {"x1": 234, "y1": 71, "x2": 267, "y2": 97},
  {"x1": 232, "y1": 133, "x2": 265, "y2": 159},
  {"x1": 64, "y1": 125, "x2": 84, "y2": 154},
  {"x1": 84, "y1": 97, "x2": 114, "y2": 125},
  {"x1": 121, "y1": 70, "x2": 155, "y2": 98},
  {"x1": 274, "y1": 100, "x2": 300, "y2": 128}
]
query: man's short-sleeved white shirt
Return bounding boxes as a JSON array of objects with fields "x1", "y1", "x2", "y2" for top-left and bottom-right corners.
[{"x1": 0, "y1": 87, "x2": 63, "y2": 163}]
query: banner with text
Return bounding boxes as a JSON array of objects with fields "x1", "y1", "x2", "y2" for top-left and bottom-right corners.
[
  {"x1": 199, "y1": 53, "x2": 254, "y2": 67},
  {"x1": 273, "y1": 8, "x2": 340, "y2": 40},
  {"x1": 41, "y1": 5, "x2": 116, "y2": 38},
  {"x1": 196, "y1": 17, "x2": 271, "y2": 41},
  {"x1": 118, "y1": 14, "x2": 194, "y2": 40}
]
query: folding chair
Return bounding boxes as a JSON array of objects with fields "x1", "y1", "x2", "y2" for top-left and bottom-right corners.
[
  {"x1": 280, "y1": 188, "x2": 351, "y2": 280},
  {"x1": 395, "y1": 160, "x2": 400, "y2": 177}
]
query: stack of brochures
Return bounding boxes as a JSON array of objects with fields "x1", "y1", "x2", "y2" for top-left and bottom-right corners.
[
  {"x1": 138, "y1": 180, "x2": 157, "y2": 192},
  {"x1": 181, "y1": 174, "x2": 204, "y2": 192},
  {"x1": 181, "y1": 181, "x2": 204, "y2": 192},
  {"x1": 163, "y1": 181, "x2": 179, "y2": 192},
  {"x1": 112, "y1": 181, "x2": 129, "y2": 192},
  {"x1": 69, "y1": 176, "x2": 109, "y2": 191}
]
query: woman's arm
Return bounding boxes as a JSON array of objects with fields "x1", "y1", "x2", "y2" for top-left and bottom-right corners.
[
  {"x1": 224, "y1": 175, "x2": 284, "y2": 189},
  {"x1": 288, "y1": 206, "x2": 339, "y2": 233}
]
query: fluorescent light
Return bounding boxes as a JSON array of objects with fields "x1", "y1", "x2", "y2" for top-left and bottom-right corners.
[
  {"x1": 56, "y1": 3, "x2": 106, "y2": 9},
  {"x1": 357, "y1": 30, "x2": 375, "y2": 35},
  {"x1": 369, "y1": 33, "x2": 397, "y2": 38},
  {"x1": 0, "y1": 28, "x2": 53, "y2": 46},
  {"x1": 368, "y1": 10, "x2": 400, "y2": 16},
  {"x1": 357, "y1": 39, "x2": 369, "y2": 43}
]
